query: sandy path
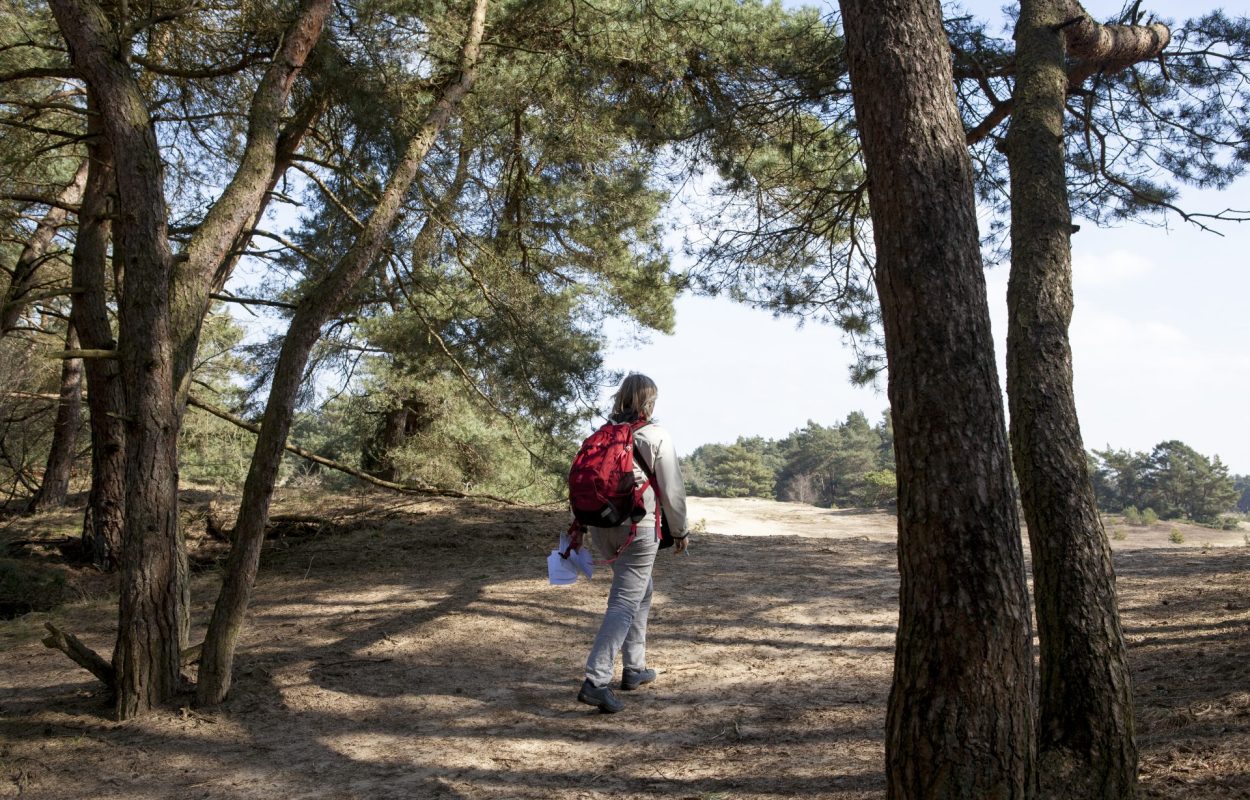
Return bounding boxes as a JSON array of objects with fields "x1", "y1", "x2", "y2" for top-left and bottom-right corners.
[
  {"x1": 1, "y1": 492, "x2": 1247, "y2": 799},
  {"x1": 686, "y1": 497, "x2": 895, "y2": 541}
]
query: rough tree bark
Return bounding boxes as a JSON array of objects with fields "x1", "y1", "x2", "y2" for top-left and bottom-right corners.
[
  {"x1": 25, "y1": 325, "x2": 83, "y2": 512},
  {"x1": 1006, "y1": 2, "x2": 1169, "y2": 797},
  {"x1": 50, "y1": 0, "x2": 185, "y2": 717},
  {"x1": 195, "y1": 0, "x2": 489, "y2": 707},
  {"x1": 48, "y1": 0, "x2": 331, "y2": 717},
  {"x1": 837, "y1": 0, "x2": 1036, "y2": 796},
  {"x1": 72, "y1": 95, "x2": 126, "y2": 571},
  {"x1": 0, "y1": 161, "x2": 87, "y2": 336}
]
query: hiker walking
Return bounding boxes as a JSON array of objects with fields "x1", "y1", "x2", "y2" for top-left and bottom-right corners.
[{"x1": 570, "y1": 373, "x2": 688, "y2": 713}]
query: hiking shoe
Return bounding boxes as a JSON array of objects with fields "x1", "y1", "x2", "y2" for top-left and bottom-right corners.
[
  {"x1": 578, "y1": 679, "x2": 624, "y2": 713},
  {"x1": 620, "y1": 667, "x2": 657, "y2": 691}
]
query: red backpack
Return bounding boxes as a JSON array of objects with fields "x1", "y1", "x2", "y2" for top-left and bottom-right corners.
[{"x1": 565, "y1": 419, "x2": 661, "y2": 562}]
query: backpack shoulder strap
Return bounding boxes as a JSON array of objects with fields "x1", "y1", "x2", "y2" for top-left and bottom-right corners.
[{"x1": 631, "y1": 424, "x2": 663, "y2": 543}]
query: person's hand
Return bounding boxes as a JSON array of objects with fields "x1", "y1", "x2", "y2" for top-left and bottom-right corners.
[{"x1": 674, "y1": 535, "x2": 689, "y2": 555}]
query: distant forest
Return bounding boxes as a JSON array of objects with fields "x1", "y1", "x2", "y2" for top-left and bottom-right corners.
[
  {"x1": 682, "y1": 412, "x2": 896, "y2": 509},
  {"x1": 682, "y1": 413, "x2": 1248, "y2": 524}
]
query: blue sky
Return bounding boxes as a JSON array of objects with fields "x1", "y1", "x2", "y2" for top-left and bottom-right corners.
[{"x1": 599, "y1": 0, "x2": 1250, "y2": 473}]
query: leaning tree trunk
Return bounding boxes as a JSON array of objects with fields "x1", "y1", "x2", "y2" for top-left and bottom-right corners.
[
  {"x1": 210, "y1": 94, "x2": 328, "y2": 298},
  {"x1": 72, "y1": 95, "x2": 125, "y2": 571},
  {"x1": 1005, "y1": 2, "x2": 1168, "y2": 797},
  {"x1": 196, "y1": 0, "x2": 489, "y2": 707},
  {"x1": 169, "y1": 0, "x2": 332, "y2": 406},
  {"x1": 838, "y1": 0, "x2": 1036, "y2": 796},
  {"x1": 26, "y1": 325, "x2": 83, "y2": 512}
]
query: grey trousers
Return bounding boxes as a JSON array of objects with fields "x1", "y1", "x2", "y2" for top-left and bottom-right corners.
[{"x1": 585, "y1": 524, "x2": 659, "y2": 687}]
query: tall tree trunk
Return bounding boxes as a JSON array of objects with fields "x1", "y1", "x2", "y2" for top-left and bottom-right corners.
[
  {"x1": 25, "y1": 325, "x2": 83, "y2": 512},
  {"x1": 0, "y1": 161, "x2": 88, "y2": 336},
  {"x1": 51, "y1": 0, "x2": 185, "y2": 718},
  {"x1": 50, "y1": 0, "x2": 330, "y2": 718},
  {"x1": 196, "y1": 0, "x2": 489, "y2": 707},
  {"x1": 1005, "y1": 3, "x2": 1167, "y2": 797},
  {"x1": 837, "y1": 0, "x2": 1036, "y2": 796},
  {"x1": 73, "y1": 95, "x2": 125, "y2": 571}
]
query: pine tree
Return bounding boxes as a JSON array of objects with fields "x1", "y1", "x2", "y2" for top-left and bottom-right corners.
[{"x1": 838, "y1": 0, "x2": 1035, "y2": 793}]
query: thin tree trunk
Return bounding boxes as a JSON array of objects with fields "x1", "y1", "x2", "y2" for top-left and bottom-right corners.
[
  {"x1": 195, "y1": 0, "x2": 489, "y2": 707},
  {"x1": 837, "y1": 0, "x2": 1036, "y2": 796},
  {"x1": 0, "y1": 161, "x2": 88, "y2": 335},
  {"x1": 25, "y1": 325, "x2": 83, "y2": 512},
  {"x1": 1004, "y1": 2, "x2": 1166, "y2": 796},
  {"x1": 73, "y1": 92, "x2": 126, "y2": 571},
  {"x1": 210, "y1": 94, "x2": 328, "y2": 297}
]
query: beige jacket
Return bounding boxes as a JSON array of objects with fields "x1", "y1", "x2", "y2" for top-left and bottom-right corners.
[{"x1": 631, "y1": 422, "x2": 688, "y2": 536}]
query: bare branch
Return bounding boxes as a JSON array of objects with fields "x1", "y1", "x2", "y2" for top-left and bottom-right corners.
[
  {"x1": 131, "y1": 51, "x2": 269, "y2": 79},
  {"x1": 51, "y1": 348, "x2": 118, "y2": 359},
  {"x1": 0, "y1": 193, "x2": 82, "y2": 213},
  {"x1": 122, "y1": 3, "x2": 206, "y2": 39},
  {"x1": 42, "y1": 622, "x2": 116, "y2": 691},
  {"x1": 0, "y1": 67, "x2": 78, "y2": 83},
  {"x1": 1062, "y1": 0, "x2": 1171, "y2": 75},
  {"x1": 208, "y1": 292, "x2": 298, "y2": 310}
]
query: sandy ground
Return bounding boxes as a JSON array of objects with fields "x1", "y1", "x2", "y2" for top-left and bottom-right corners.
[
  {"x1": 0, "y1": 492, "x2": 1247, "y2": 799},
  {"x1": 686, "y1": 496, "x2": 1250, "y2": 549}
]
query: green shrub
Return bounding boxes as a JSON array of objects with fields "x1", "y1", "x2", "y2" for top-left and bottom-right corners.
[
  {"x1": 1111, "y1": 527, "x2": 1127, "y2": 541},
  {"x1": 856, "y1": 470, "x2": 898, "y2": 508},
  {"x1": 1141, "y1": 507, "x2": 1159, "y2": 526},
  {"x1": 1168, "y1": 528, "x2": 1185, "y2": 544},
  {"x1": 1122, "y1": 506, "x2": 1143, "y2": 526}
]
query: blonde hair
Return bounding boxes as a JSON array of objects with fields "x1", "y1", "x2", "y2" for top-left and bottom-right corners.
[{"x1": 611, "y1": 373, "x2": 657, "y2": 421}]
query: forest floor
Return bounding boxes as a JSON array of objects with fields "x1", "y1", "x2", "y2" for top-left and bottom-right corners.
[{"x1": 1, "y1": 490, "x2": 1248, "y2": 799}]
